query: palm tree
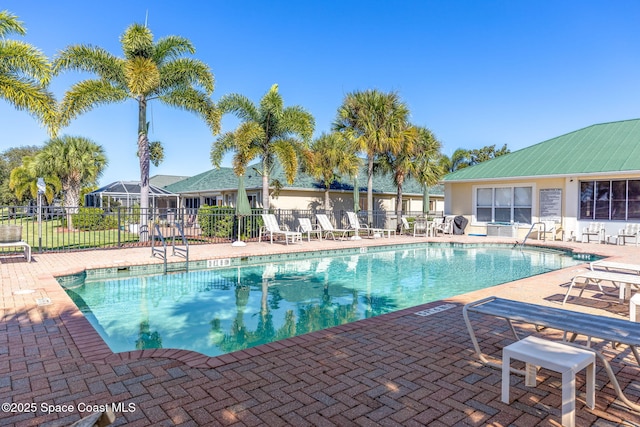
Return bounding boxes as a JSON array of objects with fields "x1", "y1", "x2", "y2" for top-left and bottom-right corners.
[
  {"x1": 440, "y1": 148, "x2": 471, "y2": 172},
  {"x1": 375, "y1": 124, "x2": 419, "y2": 222},
  {"x1": 35, "y1": 135, "x2": 107, "y2": 216},
  {"x1": 302, "y1": 132, "x2": 361, "y2": 210},
  {"x1": 211, "y1": 84, "x2": 314, "y2": 211},
  {"x1": 0, "y1": 10, "x2": 57, "y2": 132},
  {"x1": 9, "y1": 155, "x2": 60, "y2": 204},
  {"x1": 412, "y1": 127, "x2": 445, "y2": 214},
  {"x1": 53, "y1": 23, "x2": 220, "y2": 236},
  {"x1": 334, "y1": 90, "x2": 410, "y2": 224}
]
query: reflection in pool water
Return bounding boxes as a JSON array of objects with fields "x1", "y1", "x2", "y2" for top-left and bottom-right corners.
[{"x1": 61, "y1": 245, "x2": 585, "y2": 357}]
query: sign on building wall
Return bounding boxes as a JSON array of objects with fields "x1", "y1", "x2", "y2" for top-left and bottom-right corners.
[{"x1": 539, "y1": 188, "x2": 562, "y2": 222}]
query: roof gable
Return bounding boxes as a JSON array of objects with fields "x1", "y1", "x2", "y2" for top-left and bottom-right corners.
[{"x1": 443, "y1": 119, "x2": 640, "y2": 182}]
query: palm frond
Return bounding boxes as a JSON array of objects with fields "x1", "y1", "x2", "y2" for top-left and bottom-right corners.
[
  {"x1": 218, "y1": 93, "x2": 259, "y2": 120},
  {"x1": 154, "y1": 35, "x2": 195, "y2": 63},
  {"x1": 0, "y1": 40, "x2": 51, "y2": 85},
  {"x1": 210, "y1": 132, "x2": 236, "y2": 168},
  {"x1": 53, "y1": 45, "x2": 126, "y2": 84},
  {"x1": 160, "y1": 87, "x2": 221, "y2": 134},
  {"x1": 272, "y1": 139, "x2": 299, "y2": 184},
  {"x1": 158, "y1": 58, "x2": 214, "y2": 94},
  {"x1": 0, "y1": 74, "x2": 57, "y2": 130},
  {"x1": 58, "y1": 79, "x2": 128, "y2": 127},
  {"x1": 0, "y1": 10, "x2": 26, "y2": 38}
]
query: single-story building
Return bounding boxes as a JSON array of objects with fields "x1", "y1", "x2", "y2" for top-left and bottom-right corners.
[
  {"x1": 85, "y1": 181, "x2": 179, "y2": 210},
  {"x1": 164, "y1": 162, "x2": 444, "y2": 216},
  {"x1": 442, "y1": 119, "x2": 640, "y2": 242}
]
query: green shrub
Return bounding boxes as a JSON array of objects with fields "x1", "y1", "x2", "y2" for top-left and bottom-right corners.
[
  {"x1": 198, "y1": 205, "x2": 235, "y2": 238},
  {"x1": 71, "y1": 207, "x2": 118, "y2": 230}
]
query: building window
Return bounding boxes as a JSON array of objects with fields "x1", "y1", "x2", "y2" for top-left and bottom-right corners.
[
  {"x1": 580, "y1": 179, "x2": 640, "y2": 220},
  {"x1": 475, "y1": 186, "x2": 532, "y2": 224},
  {"x1": 184, "y1": 198, "x2": 200, "y2": 209}
]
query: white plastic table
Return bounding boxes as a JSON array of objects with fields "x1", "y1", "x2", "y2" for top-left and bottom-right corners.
[{"x1": 502, "y1": 336, "x2": 595, "y2": 427}]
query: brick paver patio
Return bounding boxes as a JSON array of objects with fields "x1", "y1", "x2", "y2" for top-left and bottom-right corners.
[{"x1": 1, "y1": 235, "x2": 639, "y2": 426}]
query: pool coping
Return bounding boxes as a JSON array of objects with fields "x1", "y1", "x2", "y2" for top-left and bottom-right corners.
[{"x1": 49, "y1": 240, "x2": 598, "y2": 370}]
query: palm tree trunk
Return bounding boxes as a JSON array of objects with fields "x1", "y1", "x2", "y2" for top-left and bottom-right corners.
[
  {"x1": 325, "y1": 187, "x2": 330, "y2": 211},
  {"x1": 138, "y1": 96, "x2": 150, "y2": 241},
  {"x1": 367, "y1": 156, "x2": 374, "y2": 226},
  {"x1": 262, "y1": 164, "x2": 270, "y2": 212}
]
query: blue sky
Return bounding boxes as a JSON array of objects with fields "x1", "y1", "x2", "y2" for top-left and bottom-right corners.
[{"x1": 2, "y1": 1, "x2": 639, "y2": 186}]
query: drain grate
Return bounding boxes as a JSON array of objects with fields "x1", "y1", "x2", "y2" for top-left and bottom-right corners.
[{"x1": 415, "y1": 303, "x2": 456, "y2": 317}]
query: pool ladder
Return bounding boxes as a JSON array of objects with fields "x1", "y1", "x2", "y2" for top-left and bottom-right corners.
[
  {"x1": 151, "y1": 222, "x2": 189, "y2": 273},
  {"x1": 518, "y1": 222, "x2": 546, "y2": 248}
]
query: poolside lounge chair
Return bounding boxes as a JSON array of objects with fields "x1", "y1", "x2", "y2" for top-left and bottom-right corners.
[
  {"x1": 0, "y1": 225, "x2": 31, "y2": 262},
  {"x1": 582, "y1": 222, "x2": 604, "y2": 243},
  {"x1": 562, "y1": 270, "x2": 640, "y2": 304},
  {"x1": 259, "y1": 214, "x2": 302, "y2": 245},
  {"x1": 590, "y1": 259, "x2": 640, "y2": 275},
  {"x1": 617, "y1": 223, "x2": 640, "y2": 246},
  {"x1": 400, "y1": 217, "x2": 413, "y2": 235},
  {"x1": 297, "y1": 218, "x2": 323, "y2": 242},
  {"x1": 463, "y1": 296, "x2": 640, "y2": 412},
  {"x1": 346, "y1": 211, "x2": 396, "y2": 238},
  {"x1": 315, "y1": 214, "x2": 354, "y2": 240}
]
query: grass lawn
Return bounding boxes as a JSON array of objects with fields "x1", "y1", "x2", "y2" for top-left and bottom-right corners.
[{"x1": 0, "y1": 216, "x2": 140, "y2": 251}]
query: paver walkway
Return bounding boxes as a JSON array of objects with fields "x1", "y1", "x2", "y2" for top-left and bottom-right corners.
[{"x1": 1, "y1": 235, "x2": 639, "y2": 426}]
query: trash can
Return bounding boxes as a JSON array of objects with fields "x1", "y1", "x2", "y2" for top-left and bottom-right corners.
[{"x1": 453, "y1": 216, "x2": 468, "y2": 235}]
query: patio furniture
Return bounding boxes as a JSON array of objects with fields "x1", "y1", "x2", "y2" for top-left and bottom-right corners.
[
  {"x1": 590, "y1": 260, "x2": 640, "y2": 275},
  {"x1": 582, "y1": 222, "x2": 605, "y2": 243},
  {"x1": 631, "y1": 293, "x2": 640, "y2": 322},
  {"x1": 502, "y1": 336, "x2": 595, "y2": 427},
  {"x1": 259, "y1": 214, "x2": 302, "y2": 245},
  {"x1": 463, "y1": 296, "x2": 640, "y2": 412},
  {"x1": 315, "y1": 214, "x2": 354, "y2": 240},
  {"x1": 400, "y1": 217, "x2": 413, "y2": 235},
  {"x1": 538, "y1": 220, "x2": 563, "y2": 241},
  {"x1": 297, "y1": 218, "x2": 322, "y2": 242},
  {"x1": 562, "y1": 270, "x2": 640, "y2": 304},
  {"x1": 617, "y1": 223, "x2": 640, "y2": 246},
  {"x1": 0, "y1": 225, "x2": 31, "y2": 262},
  {"x1": 434, "y1": 216, "x2": 455, "y2": 236},
  {"x1": 346, "y1": 211, "x2": 396, "y2": 238}
]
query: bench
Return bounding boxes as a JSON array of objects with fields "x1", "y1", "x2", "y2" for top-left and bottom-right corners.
[
  {"x1": 562, "y1": 270, "x2": 640, "y2": 304},
  {"x1": 0, "y1": 225, "x2": 31, "y2": 262},
  {"x1": 463, "y1": 296, "x2": 640, "y2": 412}
]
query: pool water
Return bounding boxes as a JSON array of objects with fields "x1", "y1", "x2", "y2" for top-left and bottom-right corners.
[{"x1": 60, "y1": 245, "x2": 586, "y2": 357}]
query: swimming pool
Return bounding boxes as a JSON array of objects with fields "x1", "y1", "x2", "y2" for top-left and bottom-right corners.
[{"x1": 59, "y1": 244, "x2": 589, "y2": 357}]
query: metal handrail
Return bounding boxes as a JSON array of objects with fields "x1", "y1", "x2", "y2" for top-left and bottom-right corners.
[
  {"x1": 172, "y1": 222, "x2": 189, "y2": 272},
  {"x1": 519, "y1": 222, "x2": 546, "y2": 248},
  {"x1": 151, "y1": 223, "x2": 167, "y2": 273}
]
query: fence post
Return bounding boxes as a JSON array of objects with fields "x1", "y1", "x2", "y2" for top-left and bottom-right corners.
[{"x1": 117, "y1": 207, "x2": 121, "y2": 247}]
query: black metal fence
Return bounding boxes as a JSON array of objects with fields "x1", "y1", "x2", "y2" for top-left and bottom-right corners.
[{"x1": 0, "y1": 205, "x2": 442, "y2": 253}]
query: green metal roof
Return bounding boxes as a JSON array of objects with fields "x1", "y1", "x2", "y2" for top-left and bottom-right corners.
[
  {"x1": 165, "y1": 161, "x2": 444, "y2": 196},
  {"x1": 443, "y1": 119, "x2": 640, "y2": 182}
]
